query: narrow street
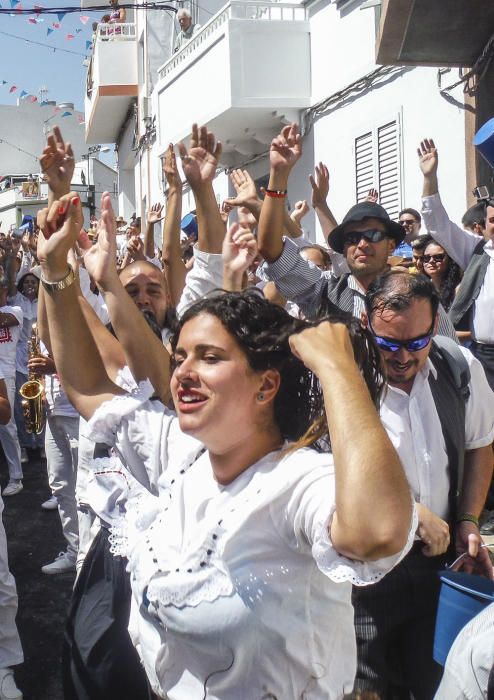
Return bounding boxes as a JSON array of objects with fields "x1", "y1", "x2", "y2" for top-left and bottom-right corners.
[{"x1": 2, "y1": 451, "x2": 73, "y2": 700}]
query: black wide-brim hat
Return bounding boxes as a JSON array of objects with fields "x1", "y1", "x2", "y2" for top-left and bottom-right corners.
[{"x1": 328, "y1": 202, "x2": 405, "y2": 254}]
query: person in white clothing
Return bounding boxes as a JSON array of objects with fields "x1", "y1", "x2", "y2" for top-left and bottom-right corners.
[
  {"x1": 0, "y1": 278, "x2": 23, "y2": 497},
  {"x1": 0, "y1": 377, "x2": 23, "y2": 700},
  {"x1": 38, "y1": 189, "x2": 416, "y2": 699}
]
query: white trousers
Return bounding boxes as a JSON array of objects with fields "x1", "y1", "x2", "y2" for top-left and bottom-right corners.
[
  {"x1": 75, "y1": 419, "x2": 98, "y2": 571},
  {"x1": 45, "y1": 414, "x2": 79, "y2": 561},
  {"x1": 0, "y1": 493, "x2": 23, "y2": 668},
  {"x1": 0, "y1": 377, "x2": 22, "y2": 481}
]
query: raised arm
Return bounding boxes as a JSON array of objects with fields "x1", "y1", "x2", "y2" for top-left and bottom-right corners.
[
  {"x1": 419, "y1": 138, "x2": 482, "y2": 268},
  {"x1": 309, "y1": 162, "x2": 338, "y2": 241},
  {"x1": 39, "y1": 126, "x2": 75, "y2": 206},
  {"x1": 178, "y1": 123, "x2": 224, "y2": 254},
  {"x1": 83, "y1": 193, "x2": 171, "y2": 403},
  {"x1": 258, "y1": 123, "x2": 302, "y2": 263},
  {"x1": 37, "y1": 194, "x2": 122, "y2": 420},
  {"x1": 222, "y1": 223, "x2": 257, "y2": 292},
  {"x1": 289, "y1": 322, "x2": 412, "y2": 560},
  {"x1": 144, "y1": 203, "x2": 163, "y2": 259},
  {"x1": 161, "y1": 144, "x2": 187, "y2": 306}
]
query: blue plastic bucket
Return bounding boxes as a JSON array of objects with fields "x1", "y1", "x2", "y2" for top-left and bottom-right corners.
[
  {"x1": 433, "y1": 570, "x2": 494, "y2": 665},
  {"x1": 181, "y1": 212, "x2": 198, "y2": 239},
  {"x1": 473, "y1": 117, "x2": 494, "y2": 169}
]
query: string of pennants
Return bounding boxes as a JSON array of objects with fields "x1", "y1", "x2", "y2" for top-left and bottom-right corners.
[
  {"x1": 6, "y1": 1, "x2": 94, "y2": 44},
  {"x1": 0, "y1": 80, "x2": 86, "y2": 124}
]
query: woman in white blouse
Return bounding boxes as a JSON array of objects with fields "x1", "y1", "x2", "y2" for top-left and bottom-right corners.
[{"x1": 37, "y1": 193, "x2": 415, "y2": 699}]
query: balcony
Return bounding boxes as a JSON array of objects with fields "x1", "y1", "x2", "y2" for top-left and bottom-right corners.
[
  {"x1": 376, "y1": 0, "x2": 494, "y2": 67},
  {"x1": 156, "y1": 0, "x2": 311, "y2": 168},
  {"x1": 85, "y1": 23, "x2": 138, "y2": 144}
]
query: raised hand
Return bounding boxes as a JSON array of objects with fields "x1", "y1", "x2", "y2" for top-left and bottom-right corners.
[
  {"x1": 37, "y1": 193, "x2": 82, "y2": 280},
  {"x1": 147, "y1": 203, "x2": 164, "y2": 225},
  {"x1": 225, "y1": 169, "x2": 260, "y2": 209},
  {"x1": 219, "y1": 201, "x2": 233, "y2": 225},
  {"x1": 417, "y1": 138, "x2": 438, "y2": 177},
  {"x1": 270, "y1": 123, "x2": 302, "y2": 173},
  {"x1": 291, "y1": 199, "x2": 309, "y2": 224},
  {"x1": 39, "y1": 126, "x2": 75, "y2": 199},
  {"x1": 126, "y1": 235, "x2": 145, "y2": 261},
  {"x1": 178, "y1": 124, "x2": 222, "y2": 190},
  {"x1": 289, "y1": 320, "x2": 354, "y2": 375},
  {"x1": 365, "y1": 188, "x2": 379, "y2": 204},
  {"x1": 222, "y1": 222, "x2": 258, "y2": 276},
  {"x1": 82, "y1": 192, "x2": 119, "y2": 290},
  {"x1": 163, "y1": 143, "x2": 182, "y2": 191},
  {"x1": 309, "y1": 161, "x2": 329, "y2": 209}
]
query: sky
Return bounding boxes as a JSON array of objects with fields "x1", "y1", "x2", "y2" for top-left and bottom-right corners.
[{"x1": 0, "y1": 0, "x2": 103, "y2": 112}]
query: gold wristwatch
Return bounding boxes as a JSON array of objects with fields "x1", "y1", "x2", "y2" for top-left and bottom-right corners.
[{"x1": 41, "y1": 265, "x2": 76, "y2": 293}]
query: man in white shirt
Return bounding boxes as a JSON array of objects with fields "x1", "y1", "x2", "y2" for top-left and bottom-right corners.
[
  {"x1": 418, "y1": 137, "x2": 494, "y2": 390},
  {"x1": 352, "y1": 270, "x2": 494, "y2": 699},
  {"x1": 0, "y1": 278, "x2": 24, "y2": 497}
]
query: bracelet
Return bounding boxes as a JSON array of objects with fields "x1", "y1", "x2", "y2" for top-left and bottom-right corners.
[
  {"x1": 456, "y1": 513, "x2": 480, "y2": 528},
  {"x1": 41, "y1": 265, "x2": 76, "y2": 294},
  {"x1": 264, "y1": 189, "x2": 287, "y2": 198}
]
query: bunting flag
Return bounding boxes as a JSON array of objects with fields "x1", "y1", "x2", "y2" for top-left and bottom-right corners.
[
  {"x1": 75, "y1": 28, "x2": 82, "y2": 34},
  {"x1": 85, "y1": 40, "x2": 92, "y2": 50},
  {"x1": 19, "y1": 90, "x2": 28, "y2": 98},
  {"x1": 39, "y1": 101, "x2": 48, "y2": 106},
  {"x1": 79, "y1": 15, "x2": 89, "y2": 24},
  {"x1": 61, "y1": 111, "x2": 72, "y2": 117},
  {"x1": 56, "y1": 11, "x2": 65, "y2": 21},
  {"x1": 66, "y1": 33, "x2": 74, "y2": 40},
  {"x1": 29, "y1": 95, "x2": 37, "y2": 102},
  {"x1": 78, "y1": 115, "x2": 85, "y2": 124},
  {"x1": 9, "y1": 85, "x2": 17, "y2": 93},
  {"x1": 14, "y1": 2, "x2": 22, "y2": 10},
  {"x1": 46, "y1": 26, "x2": 53, "y2": 35},
  {"x1": 51, "y1": 22, "x2": 60, "y2": 28},
  {"x1": 34, "y1": 4, "x2": 43, "y2": 13},
  {"x1": 1, "y1": 80, "x2": 6, "y2": 85},
  {"x1": 9, "y1": 0, "x2": 20, "y2": 7},
  {"x1": 28, "y1": 17, "x2": 37, "y2": 23}
]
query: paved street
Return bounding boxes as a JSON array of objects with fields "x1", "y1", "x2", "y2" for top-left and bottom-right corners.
[{"x1": 1, "y1": 450, "x2": 73, "y2": 700}]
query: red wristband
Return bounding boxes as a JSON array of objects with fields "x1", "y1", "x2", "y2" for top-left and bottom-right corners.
[{"x1": 264, "y1": 189, "x2": 287, "y2": 198}]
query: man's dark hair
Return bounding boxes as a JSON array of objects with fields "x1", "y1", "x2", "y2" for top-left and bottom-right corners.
[
  {"x1": 411, "y1": 234, "x2": 432, "y2": 252},
  {"x1": 365, "y1": 270, "x2": 439, "y2": 321},
  {"x1": 399, "y1": 208, "x2": 421, "y2": 223},
  {"x1": 461, "y1": 202, "x2": 486, "y2": 230}
]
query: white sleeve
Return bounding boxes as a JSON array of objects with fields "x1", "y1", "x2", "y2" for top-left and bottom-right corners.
[
  {"x1": 282, "y1": 453, "x2": 418, "y2": 586},
  {"x1": 421, "y1": 193, "x2": 483, "y2": 269},
  {"x1": 79, "y1": 266, "x2": 109, "y2": 325},
  {"x1": 176, "y1": 247, "x2": 223, "y2": 318},
  {"x1": 462, "y1": 347, "x2": 494, "y2": 449},
  {"x1": 3, "y1": 305, "x2": 23, "y2": 325}
]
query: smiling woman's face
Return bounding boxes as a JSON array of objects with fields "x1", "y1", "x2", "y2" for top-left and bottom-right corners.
[{"x1": 171, "y1": 313, "x2": 269, "y2": 448}]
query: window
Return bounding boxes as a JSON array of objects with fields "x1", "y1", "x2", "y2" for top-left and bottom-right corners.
[{"x1": 354, "y1": 118, "x2": 401, "y2": 220}]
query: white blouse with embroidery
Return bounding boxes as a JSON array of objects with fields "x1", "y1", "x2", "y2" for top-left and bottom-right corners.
[{"x1": 87, "y1": 376, "x2": 417, "y2": 700}]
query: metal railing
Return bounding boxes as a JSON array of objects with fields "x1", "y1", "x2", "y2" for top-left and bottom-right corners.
[
  {"x1": 96, "y1": 22, "x2": 137, "y2": 41},
  {"x1": 158, "y1": 0, "x2": 307, "y2": 81}
]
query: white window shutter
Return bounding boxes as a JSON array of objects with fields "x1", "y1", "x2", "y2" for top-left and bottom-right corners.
[
  {"x1": 377, "y1": 120, "x2": 400, "y2": 220},
  {"x1": 355, "y1": 131, "x2": 374, "y2": 203}
]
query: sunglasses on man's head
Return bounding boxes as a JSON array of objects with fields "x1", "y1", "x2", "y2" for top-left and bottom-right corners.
[
  {"x1": 423, "y1": 253, "x2": 446, "y2": 263},
  {"x1": 368, "y1": 319, "x2": 434, "y2": 353},
  {"x1": 344, "y1": 229, "x2": 387, "y2": 246}
]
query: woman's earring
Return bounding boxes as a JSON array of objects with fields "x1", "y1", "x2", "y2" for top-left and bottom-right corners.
[{"x1": 258, "y1": 393, "x2": 265, "y2": 401}]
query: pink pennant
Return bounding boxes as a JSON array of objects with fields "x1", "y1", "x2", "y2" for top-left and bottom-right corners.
[
  {"x1": 66, "y1": 33, "x2": 75, "y2": 40},
  {"x1": 34, "y1": 4, "x2": 43, "y2": 13},
  {"x1": 29, "y1": 95, "x2": 37, "y2": 102},
  {"x1": 79, "y1": 15, "x2": 89, "y2": 24},
  {"x1": 28, "y1": 17, "x2": 37, "y2": 23},
  {"x1": 15, "y1": 3, "x2": 23, "y2": 10},
  {"x1": 9, "y1": 85, "x2": 17, "y2": 93},
  {"x1": 52, "y1": 22, "x2": 60, "y2": 28},
  {"x1": 78, "y1": 115, "x2": 85, "y2": 123}
]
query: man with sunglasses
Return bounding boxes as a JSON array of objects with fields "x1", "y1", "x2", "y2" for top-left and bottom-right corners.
[
  {"x1": 351, "y1": 270, "x2": 494, "y2": 699},
  {"x1": 258, "y1": 152, "x2": 457, "y2": 339}
]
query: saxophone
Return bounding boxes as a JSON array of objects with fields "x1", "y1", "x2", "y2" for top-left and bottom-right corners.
[{"x1": 19, "y1": 323, "x2": 46, "y2": 434}]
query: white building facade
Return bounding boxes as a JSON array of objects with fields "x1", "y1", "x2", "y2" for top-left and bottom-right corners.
[{"x1": 84, "y1": 0, "x2": 471, "y2": 242}]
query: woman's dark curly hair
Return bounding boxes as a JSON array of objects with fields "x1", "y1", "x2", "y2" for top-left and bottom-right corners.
[{"x1": 171, "y1": 290, "x2": 385, "y2": 449}]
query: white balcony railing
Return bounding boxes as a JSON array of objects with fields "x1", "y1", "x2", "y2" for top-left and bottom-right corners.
[
  {"x1": 158, "y1": 1, "x2": 307, "y2": 81},
  {"x1": 96, "y1": 21, "x2": 137, "y2": 41}
]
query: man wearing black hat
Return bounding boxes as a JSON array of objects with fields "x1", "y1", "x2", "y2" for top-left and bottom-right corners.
[{"x1": 257, "y1": 126, "x2": 456, "y2": 340}]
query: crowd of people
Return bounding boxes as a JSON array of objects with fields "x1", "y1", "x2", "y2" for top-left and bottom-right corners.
[{"x1": 0, "y1": 121, "x2": 493, "y2": 700}]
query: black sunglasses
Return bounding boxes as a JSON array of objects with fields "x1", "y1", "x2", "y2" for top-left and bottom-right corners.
[
  {"x1": 368, "y1": 318, "x2": 434, "y2": 353},
  {"x1": 344, "y1": 229, "x2": 387, "y2": 246},
  {"x1": 423, "y1": 253, "x2": 446, "y2": 263},
  {"x1": 399, "y1": 219, "x2": 418, "y2": 226}
]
